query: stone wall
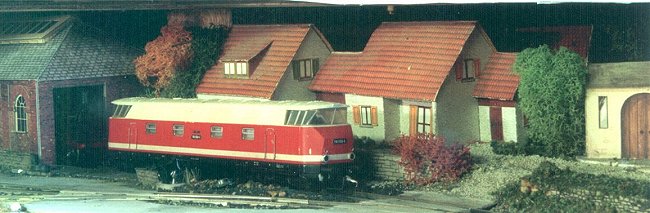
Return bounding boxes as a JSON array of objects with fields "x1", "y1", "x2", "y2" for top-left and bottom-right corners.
[
  {"x1": 369, "y1": 149, "x2": 404, "y2": 181},
  {"x1": 0, "y1": 150, "x2": 36, "y2": 171}
]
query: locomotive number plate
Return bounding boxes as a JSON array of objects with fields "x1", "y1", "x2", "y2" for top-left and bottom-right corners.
[{"x1": 333, "y1": 138, "x2": 347, "y2": 144}]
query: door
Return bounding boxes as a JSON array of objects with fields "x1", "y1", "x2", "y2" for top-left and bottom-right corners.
[
  {"x1": 490, "y1": 107, "x2": 504, "y2": 141},
  {"x1": 622, "y1": 93, "x2": 650, "y2": 159},
  {"x1": 265, "y1": 128, "x2": 276, "y2": 160},
  {"x1": 128, "y1": 122, "x2": 137, "y2": 150}
]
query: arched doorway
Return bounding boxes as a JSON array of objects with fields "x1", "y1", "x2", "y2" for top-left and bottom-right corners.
[{"x1": 621, "y1": 93, "x2": 650, "y2": 159}]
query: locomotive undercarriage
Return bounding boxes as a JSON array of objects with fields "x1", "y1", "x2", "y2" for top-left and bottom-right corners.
[{"x1": 108, "y1": 151, "x2": 354, "y2": 189}]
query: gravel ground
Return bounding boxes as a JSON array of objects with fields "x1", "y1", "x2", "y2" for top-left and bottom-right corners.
[{"x1": 422, "y1": 143, "x2": 650, "y2": 201}]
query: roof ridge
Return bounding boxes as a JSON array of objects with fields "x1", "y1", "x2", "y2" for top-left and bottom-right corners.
[
  {"x1": 36, "y1": 24, "x2": 72, "y2": 81},
  {"x1": 381, "y1": 20, "x2": 478, "y2": 25}
]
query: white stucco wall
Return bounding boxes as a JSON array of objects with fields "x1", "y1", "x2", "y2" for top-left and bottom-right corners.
[
  {"x1": 345, "y1": 94, "x2": 386, "y2": 143},
  {"x1": 502, "y1": 107, "x2": 518, "y2": 142},
  {"x1": 274, "y1": 29, "x2": 331, "y2": 101},
  {"x1": 586, "y1": 87, "x2": 650, "y2": 158},
  {"x1": 477, "y1": 105, "x2": 520, "y2": 142},
  {"x1": 478, "y1": 105, "x2": 491, "y2": 142},
  {"x1": 383, "y1": 99, "x2": 402, "y2": 142}
]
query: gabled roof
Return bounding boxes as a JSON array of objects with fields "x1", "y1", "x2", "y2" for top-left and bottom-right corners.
[
  {"x1": 196, "y1": 24, "x2": 332, "y2": 99},
  {"x1": 518, "y1": 26, "x2": 592, "y2": 60},
  {"x1": 0, "y1": 16, "x2": 141, "y2": 81},
  {"x1": 310, "y1": 21, "x2": 492, "y2": 102},
  {"x1": 472, "y1": 52, "x2": 519, "y2": 101}
]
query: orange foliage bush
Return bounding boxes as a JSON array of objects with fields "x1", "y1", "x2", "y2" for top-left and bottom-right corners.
[
  {"x1": 133, "y1": 13, "x2": 193, "y2": 95},
  {"x1": 393, "y1": 134, "x2": 472, "y2": 185}
]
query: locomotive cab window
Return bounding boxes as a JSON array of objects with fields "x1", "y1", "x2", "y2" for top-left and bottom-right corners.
[
  {"x1": 242, "y1": 128, "x2": 254, "y2": 140},
  {"x1": 146, "y1": 123, "x2": 156, "y2": 134},
  {"x1": 112, "y1": 105, "x2": 132, "y2": 118},
  {"x1": 284, "y1": 108, "x2": 347, "y2": 126},
  {"x1": 211, "y1": 126, "x2": 223, "y2": 138},
  {"x1": 173, "y1": 124, "x2": 184, "y2": 136}
]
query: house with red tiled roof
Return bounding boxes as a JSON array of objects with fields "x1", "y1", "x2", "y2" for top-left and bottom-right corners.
[
  {"x1": 310, "y1": 21, "x2": 496, "y2": 143},
  {"x1": 472, "y1": 52, "x2": 526, "y2": 142},
  {"x1": 196, "y1": 24, "x2": 333, "y2": 101}
]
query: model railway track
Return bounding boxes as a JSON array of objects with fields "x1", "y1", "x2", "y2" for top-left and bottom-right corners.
[{"x1": 0, "y1": 184, "x2": 339, "y2": 209}]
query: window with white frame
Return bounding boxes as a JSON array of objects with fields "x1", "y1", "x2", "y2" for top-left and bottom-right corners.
[
  {"x1": 417, "y1": 106, "x2": 432, "y2": 134},
  {"x1": 463, "y1": 59, "x2": 476, "y2": 80},
  {"x1": 360, "y1": 106, "x2": 372, "y2": 126},
  {"x1": 173, "y1": 124, "x2": 184, "y2": 136},
  {"x1": 224, "y1": 61, "x2": 249, "y2": 78},
  {"x1": 211, "y1": 126, "x2": 223, "y2": 138},
  {"x1": 599, "y1": 96, "x2": 608, "y2": 129},
  {"x1": 15, "y1": 95, "x2": 27, "y2": 132},
  {"x1": 242, "y1": 128, "x2": 254, "y2": 140},
  {"x1": 292, "y1": 58, "x2": 319, "y2": 80}
]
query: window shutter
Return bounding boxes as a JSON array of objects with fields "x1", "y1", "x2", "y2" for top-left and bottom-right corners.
[
  {"x1": 409, "y1": 105, "x2": 417, "y2": 135},
  {"x1": 292, "y1": 60, "x2": 300, "y2": 80},
  {"x1": 312, "y1": 59, "x2": 320, "y2": 76},
  {"x1": 455, "y1": 60, "x2": 463, "y2": 80},
  {"x1": 352, "y1": 106, "x2": 361, "y2": 125},
  {"x1": 474, "y1": 58, "x2": 481, "y2": 78},
  {"x1": 370, "y1": 106, "x2": 378, "y2": 126}
]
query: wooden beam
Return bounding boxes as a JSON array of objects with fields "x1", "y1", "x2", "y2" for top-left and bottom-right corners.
[{"x1": 0, "y1": 0, "x2": 331, "y2": 12}]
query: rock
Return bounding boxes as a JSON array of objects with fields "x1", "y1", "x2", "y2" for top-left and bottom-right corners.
[
  {"x1": 277, "y1": 191, "x2": 287, "y2": 197},
  {"x1": 268, "y1": 191, "x2": 278, "y2": 197}
]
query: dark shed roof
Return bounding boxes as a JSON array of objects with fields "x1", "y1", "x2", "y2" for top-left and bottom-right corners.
[
  {"x1": 0, "y1": 16, "x2": 141, "y2": 81},
  {"x1": 588, "y1": 61, "x2": 650, "y2": 88}
]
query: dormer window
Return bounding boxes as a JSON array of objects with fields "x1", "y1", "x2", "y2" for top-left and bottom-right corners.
[{"x1": 224, "y1": 61, "x2": 249, "y2": 78}]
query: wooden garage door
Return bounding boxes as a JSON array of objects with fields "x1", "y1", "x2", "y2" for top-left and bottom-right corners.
[
  {"x1": 490, "y1": 107, "x2": 504, "y2": 141},
  {"x1": 622, "y1": 93, "x2": 650, "y2": 159}
]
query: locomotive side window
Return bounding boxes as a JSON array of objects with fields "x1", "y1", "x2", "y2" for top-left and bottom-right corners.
[
  {"x1": 242, "y1": 128, "x2": 254, "y2": 140},
  {"x1": 146, "y1": 123, "x2": 156, "y2": 134},
  {"x1": 173, "y1": 124, "x2": 184, "y2": 136},
  {"x1": 112, "y1": 105, "x2": 132, "y2": 118},
  {"x1": 211, "y1": 126, "x2": 223, "y2": 138}
]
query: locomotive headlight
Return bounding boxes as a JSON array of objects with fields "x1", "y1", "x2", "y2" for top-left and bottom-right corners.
[
  {"x1": 322, "y1": 155, "x2": 329, "y2": 163},
  {"x1": 349, "y1": 153, "x2": 356, "y2": 160}
]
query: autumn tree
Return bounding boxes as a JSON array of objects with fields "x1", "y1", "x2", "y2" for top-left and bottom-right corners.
[{"x1": 133, "y1": 13, "x2": 193, "y2": 96}]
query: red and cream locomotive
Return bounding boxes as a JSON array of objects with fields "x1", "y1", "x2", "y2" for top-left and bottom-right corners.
[{"x1": 108, "y1": 97, "x2": 355, "y2": 185}]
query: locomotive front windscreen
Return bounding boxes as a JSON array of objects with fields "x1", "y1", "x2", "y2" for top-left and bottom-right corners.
[{"x1": 285, "y1": 108, "x2": 347, "y2": 126}]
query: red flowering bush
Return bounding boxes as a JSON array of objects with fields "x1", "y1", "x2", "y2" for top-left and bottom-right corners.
[{"x1": 392, "y1": 134, "x2": 472, "y2": 185}]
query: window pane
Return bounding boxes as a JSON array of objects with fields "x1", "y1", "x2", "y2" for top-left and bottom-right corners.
[
  {"x1": 229, "y1": 63, "x2": 236, "y2": 75},
  {"x1": 242, "y1": 128, "x2": 254, "y2": 140},
  {"x1": 599, "y1": 96, "x2": 608, "y2": 129},
  {"x1": 236, "y1": 62, "x2": 243, "y2": 75},
  {"x1": 304, "y1": 60, "x2": 312, "y2": 78},
  {"x1": 465, "y1": 59, "x2": 475, "y2": 78},
  {"x1": 173, "y1": 124, "x2": 184, "y2": 136},
  {"x1": 285, "y1": 110, "x2": 298, "y2": 125},
  {"x1": 361, "y1": 106, "x2": 371, "y2": 125},
  {"x1": 146, "y1": 123, "x2": 156, "y2": 134},
  {"x1": 224, "y1": 63, "x2": 232, "y2": 75},
  {"x1": 211, "y1": 126, "x2": 223, "y2": 138},
  {"x1": 295, "y1": 111, "x2": 305, "y2": 126},
  {"x1": 240, "y1": 63, "x2": 247, "y2": 75}
]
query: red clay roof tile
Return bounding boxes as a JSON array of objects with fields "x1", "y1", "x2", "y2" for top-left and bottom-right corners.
[
  {"x1": 310, "y1": 21, "x2": 480, "y2": 102},
  {"x1": 472, "y1": 52, "x2": 519, "y2": 101},
  {"x1": 196, "y1": 24, "x2": 317, "y2": 99}
]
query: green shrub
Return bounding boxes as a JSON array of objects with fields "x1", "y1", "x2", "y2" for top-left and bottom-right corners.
[
  {"x1": 490, "y1": 140, "x2": 527, "y2": 156},
  {"x1": 392, "y1": 134, "x2": 472, "y2": 185},
  {"x1": 493, "y1": 161, "x2": 650, "y2": 212},
  {"x1": 514, "y1": 45, "x2": 587, "y2": 157}
]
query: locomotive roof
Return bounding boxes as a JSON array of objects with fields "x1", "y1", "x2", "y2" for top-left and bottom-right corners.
[{"x1": 112, "y1": 97, "x2": 348, "y2": 110}]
